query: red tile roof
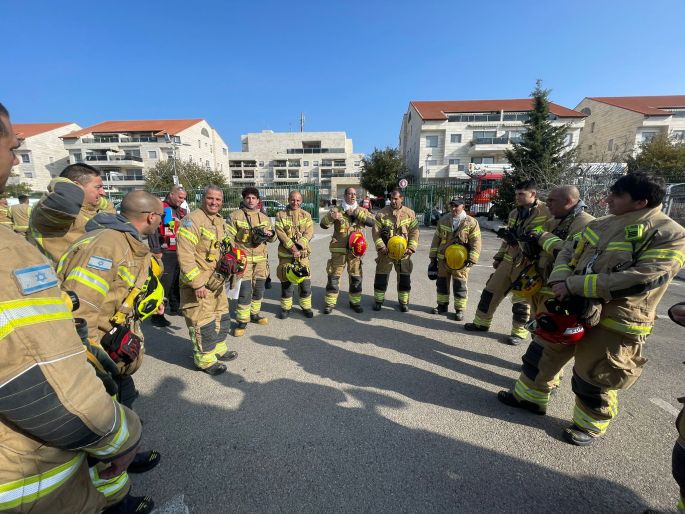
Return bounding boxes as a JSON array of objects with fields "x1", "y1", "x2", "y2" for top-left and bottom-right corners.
[
  {"x1": 410, "y1": 99, "x2": 585, "y2": 120},
  {"x1": 13, "y1": 122, "x2": 74, "y2": 139},
  {"x1": 587, "y1": 96, "x2": 685, "y2": 116},
  {"x1": 60, "y1": 119, "x2": 204, "y2": 139}
]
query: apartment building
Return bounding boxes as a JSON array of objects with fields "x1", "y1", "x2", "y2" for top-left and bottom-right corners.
[
  {"x1": 227, "y1": 130, "x2": 364, "y2": 199},
  {"x1": 575, "y1": 96, "x2": 685, "y2": 159},
  {"x1": 60, "y1": 119, "x2": 230, "y2": 193},
  {"x1": 399, "y1": 99, "x2": 585, "y2": 182},
  {"x1": 11, "y1": 122, "x2": 82, "y2": 192}
]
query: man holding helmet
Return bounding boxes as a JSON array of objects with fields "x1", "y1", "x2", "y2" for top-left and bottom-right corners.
[
  {"x1": 498, "y1": 173, "x2": 685, "y2": 446},
  {"x1": 225, "y1": 187, "x2": 276, "y2": 336},
  {"x1": 275, "y1": 191, "x2": 314, "y2": 319},
  {"x1": 371, "y1": 189, "x2": 419, "y2": 312},
  {"x1": 320, "y1": 187, "x2": 374, "y2": 314},
  {"x1": 177, "y1": 185, "x2": 239, "y2": 375},
  {"x1": 429, "y1": 197, "x2": 481, "y2": 320}
]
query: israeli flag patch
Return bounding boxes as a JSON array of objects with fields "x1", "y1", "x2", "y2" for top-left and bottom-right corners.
[
  {"x1": 14, "y1": 263, "x2": 58, "y2": 295},
  {"x1": 182, "y1": 219, "x2": 193, "y2": 228},
  {"x1": 87, "y1": 256, "x2": 113, "y2": 271}
]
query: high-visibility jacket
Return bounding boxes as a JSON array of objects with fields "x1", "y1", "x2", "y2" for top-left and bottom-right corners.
[
  {"x1": 494, "y1": 200, "x2": 550, "y2": 264},
  {"x1": 430, "y1": 212, "x2": 481, "y2": 264},
  {"x1": 56, "y1": 213, "x2": 154, "y2": 375},
  {"x1": 549, "y1": 205, "x2": 685, "y2": 338},
  {"x1": 0, "y1": 226, "x2": 141, "y2": 513},
  {"x1": 0, "y1": 203, "x2": 11, "y2": 228},
  {"x1": 9, "y1": 203, "x2": 31, "y2": 233},
  {"x1": 372, "y1": 205, "x2": 420, "y2": 253},
  {"x1": 320, "y1": 205, "x2": 373, "y2": 253},
  {"x1": 177, "y1": 208, "x2": 227, "y2": 289},
  {"x1": 224, "y1": 207, "x2": 276, "y2": 263},
  {"x1": 536, "y1": 205, "x2": 595, "y2": 281},
  {"x1": 29, "y1": 178, "x2": 110, "y2": 265},
  {"x1": 275, "y1": 207, "x2": 314, "y2": 259}
]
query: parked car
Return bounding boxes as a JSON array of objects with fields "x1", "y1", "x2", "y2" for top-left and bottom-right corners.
[{"x1": 261, "y1": 199, "x2": 287, "y2": 216}]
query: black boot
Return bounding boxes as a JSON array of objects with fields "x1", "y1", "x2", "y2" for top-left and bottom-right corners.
[
  {"x1": 497, "y1": 391, "x2": 546, "y2": 415},
  {"x1": 431, "y1": 304, "x2": 448, "y2": 315},
  {"x1": 399, "y1": 303, "x2": 409, "y2": 313},
  {"x1": 454, "y1": 311, "x2": 464, "y2": 321},
  {"x1": 127, "y1": 450, "x2": 161, "y2": 474},
  {"x1": 464, "y1": 322, "x2": 488, "y2": 332},
  {"x1": 103, "y1": 494, "x2": 154, "y2": 514},
  {"x1": 323, "y1": 306, "x2": 333, "y2": 314},
  {"x1": 563, "y1": 424, "x2": 597, "y2": 446},
  {"x1": 279, "y1": 309, "x2": 290, "y2": 319},
  {"x1": 373, "y1": 302, "x2": 383, "y2": 311},
  {"x1": 302, "y1": 309, "x2": 314, "y2": 318},
  {"x1": 201, "y1": 362, "x2": 227, "y2": 375},
  {"x1": 217, "y1": 351, "x2": 238, "y2": 362},
  {"x1": 350, "y1": 303, "x2": 364, "y2": 313}
]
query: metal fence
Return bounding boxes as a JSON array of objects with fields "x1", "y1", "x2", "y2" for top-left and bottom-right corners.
[{"x1": 664, "y1": 183, "x2": 685, "y2": 227}]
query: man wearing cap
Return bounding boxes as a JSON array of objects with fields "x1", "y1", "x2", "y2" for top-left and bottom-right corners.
[
  {"x1": 429, "y1": 197, "x2": 481, "y2": 320},
  {"x1": 464, "y1": 179, "x2": 550, "y2": 345}
]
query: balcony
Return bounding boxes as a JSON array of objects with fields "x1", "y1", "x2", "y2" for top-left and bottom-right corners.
[
  {"x1": 80, "y1": 136, "x2": 159, "y2": 145},
  {"x1": 275, "y1": 169, "x2": 301, "y2": 181},
  {"x1": 231, "y1": 170, "x2": 256, "y2": 180},
  {"x1": 83, "y1": 155, "x2": 144, "y2": 167},
  {"x1": 286, "y1": 148, "x2": 345, "y2": 154},
  {"x1": 470, "y1": 136, "x2": 522, "y2": 153}
]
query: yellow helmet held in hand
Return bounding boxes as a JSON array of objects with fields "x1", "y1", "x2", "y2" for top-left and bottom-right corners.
[
  {"x1": 136, "y1": 270, "x2": 165, "y2": 320},
  {"x1": 444, "y1": 244, "x2": 468, "y2": 270},
  {"x1": 513, "y1": 265, "x2": 543, "y2": 298},
  {"x1": 387, "y1": 235, "x2": 407, "y2": 261},
  {"x1": 285, "y1": 262, "x2": 310, "y2": 284}
]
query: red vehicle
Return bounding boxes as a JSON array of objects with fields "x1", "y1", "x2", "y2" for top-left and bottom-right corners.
[{"x1": 470, "y1": 171, "x2": 504, "y2": 220}]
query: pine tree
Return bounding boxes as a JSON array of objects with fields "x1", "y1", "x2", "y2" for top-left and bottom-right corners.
[
  {"x1": 360, "y1": 147, "x2": 409, "y2": 197},
  {"x1": 494, "y1": 80, "x2": 576, "y2": 218}
]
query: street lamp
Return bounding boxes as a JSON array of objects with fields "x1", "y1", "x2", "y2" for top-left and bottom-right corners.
[
  {"x1": 425, "y1": 153, "x2": 432, "y2": 177},
  {"x1": 165, "y1": 134, "x2": 191, "y2": 185}
]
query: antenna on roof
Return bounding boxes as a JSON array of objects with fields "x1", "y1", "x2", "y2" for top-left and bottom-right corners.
[{"x1": 300, "y1": 112, "x2": 305, "y2": 132}]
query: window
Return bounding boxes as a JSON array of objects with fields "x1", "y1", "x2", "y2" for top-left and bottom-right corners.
[
  {"x1": 259, "y1": 161, "x2": 264, "y2": 166},
  {"x1": 450, "y1": 134, "x2": 462, "y2": 143},
  {"x1": 590, "y1": 122, "x2": 596, "y2": 133},
  {"x1": 206, "y1": 160, "x2": 210, "y2": 168},
  {"x1": 73, "y1": 153, "x2": 82, "y2": 163},
  {"x1": 642, "y1": 131, "x2": 657, "y2": 143},
  {"x1": 303, "y1": 160, "x2": 309, "y2": 166},
  {"x1": 607, "y1": 139, "x2": 614, "y2": 151},
  {"x1": 564, "y1": 134, "x2": 573, "y2": 147},
  {"x1": 223, "y1": 148, "x2": 228, "y2": 155},
  {"x1": 24, "y1": 171, "x2": 34, "y2": 178},
  {"x1": 425, "y1": 135, "x2": 438, "y2": 148},
  {"x1": 198, "y1": 140, "x2": 201, "y2": 148},
  {"x1": 201, "y1": 128, "x2": 210, "y2": 137},
  {"x1": 189, "y1": 155, "x2": 193, "y2": 162},
  {"x1": 20, "y1": 153, "x2": 30, "y2": 163},
  {"x1": 673, "y1": 130, "x2": 685, "y2": 141},
  {"x1": 313, "y1": 161, "x2": 319, "y2": 166},
  {"x1": 304, "y1": 172, "x2": 309, "y2": 177},
  {"x1": 448, "y1": 159, "x2": 460, "y2": 165},
  {"x1": 354, "y1": 161, "x2": 360, "y2": 166},
  {"x1": 471, "y1": 157, "x2": 495, "y2": 164},
  {"x1": 148, "y1": 150, "x2": 158, "y2": 159},
  {"x1": 426, "y1": 160, "x2": 438, "y2": 166}
]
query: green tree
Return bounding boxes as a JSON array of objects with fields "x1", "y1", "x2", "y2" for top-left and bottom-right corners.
[
  {"x1": 144, "y1": 158, "x2": 228, "y2": 192},
  {"x1": 4, "y1": 173, "x2": 33, "y2": 197},
  {"x1": 360, "y1": 147, "x2": 409, "y2": 197},
  {"x1": 494, "y1": 80, "x2": 577, "y2": 219},
  {"x1": 626, "y1": 133, "x2": 685, "y2": 182}
]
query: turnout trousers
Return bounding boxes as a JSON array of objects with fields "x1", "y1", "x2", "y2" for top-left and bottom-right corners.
[
  {"x1": 235, "y1": 259, "x2": 269, "y2": 323},
  {"x1": 435, "y1": 260, "x2": 470, "y2": 312},
  {"x1": 472, "y1": 257, "x2": 531, "y2": 338},
  {"x1": 512, "y1": 325, "x2": 647, "y2": 436},
  {"x1": 325, "y1": 251, "x2": 363, "y2": 307},
  {"x1": 181, "y1": 283, "x2": 231, "y2": 369},
  {"x1": 277, "y1": 255, "x2": 312, "y2": 312},
  {"x1": 373, "y1": 254, "x2": 413, "y2": 305}
]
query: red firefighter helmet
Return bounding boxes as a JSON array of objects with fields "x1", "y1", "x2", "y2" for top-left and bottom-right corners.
[
  {"x1": 525, "y1": 312, "x2": 585, "y2": 345},
  {"x1": 217, "y1": 246, "x2": 247, "y2": 277},
  {"x1": 348, "y1": 231, "x2": 367, "y2": 257}
]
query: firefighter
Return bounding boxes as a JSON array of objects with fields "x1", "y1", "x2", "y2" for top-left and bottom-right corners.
[
  {"x1": 498, "y1": 173, "x2": 685, "y2": 446},
  {"x1": 148, "y1": 185, "x2": 187, "y2": 327},
  {"x1": 28, "y1": 162, "x2": 110, "y2": 265},
  {"x1": 525, "y1": 186, "x2": 595, "y2": 314},
  {"x1": 57, "y1": 190, "x2": 166, "y2": 500},
  {"x1": 372, "y1": 188, "x2": 420, "y2": 312},
  {"x1": 224, "y1": 187, "x2": 276, "y2": 337},
  {"x1": 275, "y1": 190, "x2": 315, "y2": 319},
  {"x1": 177, "y1": 185, "x2": 238, "y2": 374},
  {"x1": 320, "y1": 187, "x2": 374, "y2": 313},
  {"x1": 429, "y1": 197, "x2": 481, "y2": 320},
  {"x1": 0, "y1": 102, "x2": 151, "y2": 514},
  {"x1": 0, "y1": 196, "x2": 11, "y2": 228},
  {"x1": 464, "y1": 179, "x2": 550, "y2": 345},
  {"x1": 9, "y1": 193, "x2": 31, "y2": 236}
]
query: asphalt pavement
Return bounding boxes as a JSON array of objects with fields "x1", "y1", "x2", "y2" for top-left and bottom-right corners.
[{"x1": 134, "y1": 222, "x2": 685, "y2": 513}]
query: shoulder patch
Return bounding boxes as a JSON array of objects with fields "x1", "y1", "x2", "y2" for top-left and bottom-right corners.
[
  {"x1": 182, "y1": 219, "x2": 193, "y2": 228},
  {"x1": 87, "y1": 256, "x2": 113, "y2": 271},
  {"x1": 13, "y1": 263, "x2": 58, "y2": 295}
]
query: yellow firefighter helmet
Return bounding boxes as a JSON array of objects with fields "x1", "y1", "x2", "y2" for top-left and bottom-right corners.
[
  {"x1": 444, "y1": 244, "x2": 468, "y2": 270},
  {"x1": 512, "y1": 265, "x2": 543, "y2": 298},
  {"x1": 387, "y1": 235, "x2": 408, "y2": 261}
]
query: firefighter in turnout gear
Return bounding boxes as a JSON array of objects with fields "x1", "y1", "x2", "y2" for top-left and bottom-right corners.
[
  {"x1": 372, "y1": 189, "x2": 419, "y2": 312},
  {"x1": 0, "y1": 197, "x2": 11, "y2": 228},
  {"x1": 665, "y1": 303, "x2": 685, "y2": 514},
  {"x1": 429, "y1": 197, "x2": 481, "y2": 321},
  {"x1": 9, "y1": 193, "x2": 31, "y2": 236},
  {"x1": 56, "y1": 190, "x2": 166, "y2": 503},
  {"x1": 498, "y1": 173, "x2": 685, "y2": 446},
  {"x1": 0, "y1": 103, "x2": 150, "y2": 514},
  {"x1": 28, "y1": 163, "x2": 110, "y2": 265},
  {"x1": 225, "y1": 187, "x2": 276, "y2": 337},
  {"x1": 275, "y1": 191, "x2": 315, "y2": 319},
  {"x1": 177, "y1": 185, "x2": 238, "y2": 375},
  {"x1": 320, "y1": 187, "x2": 374, "y2": 314},
  {"x1": 465, "y1": 179, "x2": 551, "y2": 345}
]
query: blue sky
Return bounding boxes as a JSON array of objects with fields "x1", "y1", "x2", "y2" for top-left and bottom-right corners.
[{"x1": 2, "y1": 0, "x2": 683, "y2": 154}]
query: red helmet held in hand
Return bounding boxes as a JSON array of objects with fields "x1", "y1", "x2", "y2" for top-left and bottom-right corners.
[
  {"x1": 525, "y1": 312, "x2": 585, "y2": 345},
  {"x1": 348, "y1": 231, "x2": 367, "y2": 257}
]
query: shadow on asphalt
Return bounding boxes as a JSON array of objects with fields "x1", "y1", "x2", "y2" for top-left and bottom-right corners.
[{"x1": 135, "y1": 374, "x2": 649, "y2": 513}]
